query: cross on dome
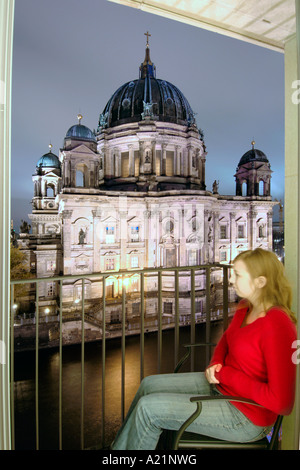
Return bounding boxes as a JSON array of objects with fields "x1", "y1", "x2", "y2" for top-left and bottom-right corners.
[{"x1": 144, "y1": 31, "x2": 151, "y2": 46}]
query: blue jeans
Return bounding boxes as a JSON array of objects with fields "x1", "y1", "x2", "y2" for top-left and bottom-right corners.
[{"x1": 111, "y1": 372, "x2": 272, "y2": 450}]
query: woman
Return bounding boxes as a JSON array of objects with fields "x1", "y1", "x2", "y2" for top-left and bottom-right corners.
[{"x1": 111, "y1": 248, "x2": 297, "y2": 450}]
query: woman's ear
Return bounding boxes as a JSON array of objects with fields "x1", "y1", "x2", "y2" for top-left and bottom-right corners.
[{"x1": 255, "y1": 276, "x2": 267, "y2": 289}]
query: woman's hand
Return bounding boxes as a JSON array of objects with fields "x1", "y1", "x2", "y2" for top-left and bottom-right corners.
[{"x1": 205, "y1": 363, "x2": 222, "y2": 384}]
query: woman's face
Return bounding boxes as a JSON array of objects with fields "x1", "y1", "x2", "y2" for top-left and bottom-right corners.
[{"x1": 230, "y1": 259, "x2": 257, "y2": 302}]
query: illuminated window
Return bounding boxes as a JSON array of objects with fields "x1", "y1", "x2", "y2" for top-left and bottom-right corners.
[
  {"x1": 131, "y1": 278, "x2": 139, "y2": 291},
  {"x1": 237, "y1": 225, "x2": 245, "y2": 238},
  {"x1": 188, "y1": 249, "x2": 198, "y2": 266},
  {"x1": 131, "y1": 226, "x2": 139, "y2": 242},
  {"x1": 74, "y1": 282, "x2": 90, "y2": 300},
  {"x1": 47, "y1": 282, "x2": 55, "y2": 297},
  {"x1": 106, "y1": 280, "x2": 114, "y2": 298},
  {"x1": 131, "y1": 256, "x2": 139, "y2": 268},
  {"x1": 220, "y1": 225, "x2": 227, "y2": 239},
  {"x1": 47, "y1": 260, "x2": 56, "y2": 272},
  {"x1": 106, "y1": 226, "x2": 115, "y2": 243},
  {"x1": 105, "y1": 258, "x2": 115, "y2": 270},
  {"x1": 220, "y1": 251, "x2": 227, "y2": 262}
]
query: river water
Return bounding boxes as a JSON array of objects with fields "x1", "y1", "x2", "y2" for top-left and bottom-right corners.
[{"x1": 13, "y1": 322, "x2": 224, "y2": 450}]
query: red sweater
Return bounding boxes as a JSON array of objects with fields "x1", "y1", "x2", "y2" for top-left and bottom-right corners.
[{"x1": 210, "y1": 301, "x2": 297, "y2": 426}]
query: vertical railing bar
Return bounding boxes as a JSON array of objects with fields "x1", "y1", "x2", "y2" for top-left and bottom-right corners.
[
  {"x1": 205, "y1": 267, "x2": 211, "y2": 367},
  {"x1": 174, "y1": 269, "x2": 179, "y2": 370},
  {"x1": 101, "y1": 276, "x2": 106, "y2": 448},
  {"x1": 10, "y1": 284, "x2": 15, "y2": 450},
  {"x1": 121, "y1": 274, "x2": 126, "y2": 423},
  {"x1": 140, "y1": 272, "x2": 145, "y2": 382},
  {"x1": 190, "y1": 268, "x2": 195, "y2": 371},
  {"x1": 157, "y1": 271, "x2": 162, "y2": 374},
  {"x1": 59, "y1": 280, "x2": 63, "y2": 450},
  {"x1": 81, "y1": 278, "x2": 85, "y2": 450},
  {"x1": 223, "y1": 266, "x2": 229, "y2": 332},
  {"x1": 35, "y1": 283, "x2": 39, "y2": 450}
]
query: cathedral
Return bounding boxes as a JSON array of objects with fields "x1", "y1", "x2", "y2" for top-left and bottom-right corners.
[{"x1": 18, "y1": 37, "x2": 275, "y2": 336}]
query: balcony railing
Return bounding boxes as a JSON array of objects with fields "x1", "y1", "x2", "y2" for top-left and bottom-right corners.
[{"x1": 10, "y1": 263, "x2": 233, "y2": 450}]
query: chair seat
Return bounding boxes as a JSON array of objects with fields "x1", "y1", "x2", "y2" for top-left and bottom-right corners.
[{"x1": 174, "y1": 431, "x2": 269, "y2": 449}]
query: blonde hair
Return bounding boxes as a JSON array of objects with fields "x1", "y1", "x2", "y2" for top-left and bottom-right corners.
[{"x1": 233, "y1": 248, "x2": 296, "y2": 324}]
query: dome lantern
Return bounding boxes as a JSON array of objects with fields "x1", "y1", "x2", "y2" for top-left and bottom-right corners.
[{"x1": 139, "y1": 31, "x2": 156, "y2": 79}]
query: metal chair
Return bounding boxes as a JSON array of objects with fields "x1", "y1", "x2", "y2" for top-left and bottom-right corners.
[{"x1": 162, "y1": 343, "x2": 283, "y2": 450}]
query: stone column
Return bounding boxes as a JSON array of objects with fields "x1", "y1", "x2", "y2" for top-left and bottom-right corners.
[
  {"x1": 179, "y1": 207, "x2": 186, "y2": 266},
  {"x1": 92, "y1": 208, "x2": 101, "y2": 272},
  {"x1": 71, "y1": 165, "x2": 76, "y2": 187},
  {"x1": 175, "y1": 146, "x2": 181, "y2": 176},
  {"x1": 108, "y1": 148, "x2": 114, "y2": 178},
  {"x1": 267, "y1": 210, "x2": 273, "y2": 249},
  {"x1": 63, "y1": 159, "x2": 69, "y2": 187},
  {"x1": 201, "y1": 157, "x2": 206, "y2": 188},
  {"x1": 203, "y1": 210, "x2": 210, "y2": 263},
  {"x1": 114, "y1": 148, "x2": 120, "y2": 177},
  {"x1": 61, "y1": 210, "x2": 73, "y2": 274},
  {"x1": 128, "y1": 144, "x2": 134, "y2": 176},
  {"x1": 247, "y1": 208, "x2": 257, "y2": 250},
  {"x1": 182, "y1": 148, "x2": 187, "y2": 176},
  {"x1": 120, "y1": 210, "x2": 127, "y2": 269},
  {"x1": 214, "y1": 211, "x2": 220, "y2": 262},
  {"x1": 229, "y1": 212, "x2": 236, "y2": 262},
  {"x1": 187, "y1": 145, "x2": 193, "y2": 176},
  {"x1": 151, "y1": 141, "x2": 156, "y2": 175},
  {"x1": 161, "y1": 143, "x2": 166, "y2": 176},
  {"x1": 139, "y1": 141, "x2": 144, "y2": 175}
]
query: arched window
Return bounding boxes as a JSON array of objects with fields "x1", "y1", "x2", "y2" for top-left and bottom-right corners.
[
  {"x1": 75, "y1": 163, "x2": 89, "y2": 187},
  {"x1": 46, "y1": 185, "x2": 55, "y2": 197},
  {"x1": 76, "y1": 170, "x2": 84, "y2": 187},
  {"x1": 259, "y1": 180, "x2": 264, "y2": 196},
  {"x1": 242, "y1": 181, "x2": 247, "y2": 196}
]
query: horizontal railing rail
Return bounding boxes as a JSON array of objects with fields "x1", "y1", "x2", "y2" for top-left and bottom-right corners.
[{"x1": 10, "y1": 263, "x2": 232, "y2": 450}]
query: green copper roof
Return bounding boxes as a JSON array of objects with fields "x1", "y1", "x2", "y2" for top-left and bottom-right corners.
[
  {"x1": 65, "y1": 123, "x2": 96, "y2": 142},
  {"x1": 37, "y1": 151, "x2": 60, "y2": 169}
]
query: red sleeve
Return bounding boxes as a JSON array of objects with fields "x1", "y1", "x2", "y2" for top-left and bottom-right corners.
[
  {"x1": 209, "y1": 330, "x2": 228, "y2": 366},
  {"x1": 216, "y1": 311, "x2": 297, "y2": 415},
  {"x1": 209, "y1": 302, "x2": 247, "y2": 367}
]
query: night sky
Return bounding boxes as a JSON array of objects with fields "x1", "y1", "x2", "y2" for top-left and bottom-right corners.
[{"x1": 11, "y1": 0, "x2": 284, "y2": 231}]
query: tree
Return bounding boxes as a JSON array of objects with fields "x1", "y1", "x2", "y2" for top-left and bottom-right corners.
[{"x1": 10, "y1": 244, "x2": 32, "y2": 298}]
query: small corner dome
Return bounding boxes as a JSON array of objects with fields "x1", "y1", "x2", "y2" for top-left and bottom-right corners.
[
  {"x1": 238, "y1": 141, "x2": 269, "y2": 167},
  {"x1": 65, "y1": 114, "x2": 96, "y2": 143},
  {"x1": 37, "y1": 148, "x2": 60, "y2": 169}
]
